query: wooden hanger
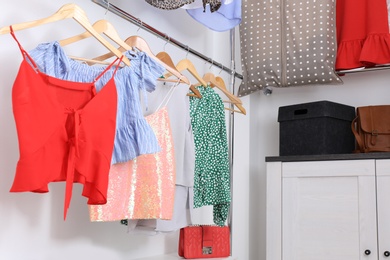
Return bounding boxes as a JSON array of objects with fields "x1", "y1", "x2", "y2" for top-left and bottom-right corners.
[
  {"x1": 156, "y1": 51, "x2": 176, "y2": 69},
  {"x1": 156, "y1": 51, "x2": 191, "y2": 85},
  {"x1": 203, "y1": 73, "x2": 246, "y2": 115},
  {"x1": 165, "y1": 59, "x2": 208, "y2": 86},
  {"x1": 156, "y1": 52, "x2": 201, "y2": 98},
  {"x1": 59, "y1": 19, "x2": 120, "y2": 46},
  {"x1": 203, "y1": 73, "x2": 242, "y2": 103},
  {"x1": 91, "y1": 34, "x2": 190, "y2": 85},
  {"x1": 0, "y1": 4, "x2": 130, "y2": 66},
  {"x1": 163, "y1": 58, "x2": 207, "y2": 98},
  {"x1": 58, "y1": 19, "x2": 132, "y2": 66}
]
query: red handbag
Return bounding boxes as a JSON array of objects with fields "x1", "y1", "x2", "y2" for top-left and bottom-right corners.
[{"x1": 178, "y1": 225, "x2": 230, "y2": 259}]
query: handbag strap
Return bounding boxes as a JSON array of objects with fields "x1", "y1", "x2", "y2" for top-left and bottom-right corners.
[{"x1": 351, "y1": 116, "x2": 364, "y2": 153}]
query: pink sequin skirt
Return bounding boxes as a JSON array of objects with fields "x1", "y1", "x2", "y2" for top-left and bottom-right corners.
[{"x1": 89, "y1": 107, "x2": 176, "y2": 221}]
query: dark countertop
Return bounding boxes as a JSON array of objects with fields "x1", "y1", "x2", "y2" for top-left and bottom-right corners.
[{"x1": 265, "y1": 152, "x2": 390, "y2": 162}]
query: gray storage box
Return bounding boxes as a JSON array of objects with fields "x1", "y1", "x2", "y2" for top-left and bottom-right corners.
[{"x1": 278, "y1": 100, "x2": 356, "y2": 156}]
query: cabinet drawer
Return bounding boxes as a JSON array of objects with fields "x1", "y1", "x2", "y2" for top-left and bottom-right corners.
[{"x1": 282, "y1": 160, "x2": 375, "y2": 178}]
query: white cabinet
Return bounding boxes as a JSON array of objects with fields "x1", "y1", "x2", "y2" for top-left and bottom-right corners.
[{"x1": 266, "y1": 158, "x2": 390, "y2": 260}]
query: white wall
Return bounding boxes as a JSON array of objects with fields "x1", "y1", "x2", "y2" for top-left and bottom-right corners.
[{"x1": 0, "y1": 0, "x2": 250, "y2": 259}]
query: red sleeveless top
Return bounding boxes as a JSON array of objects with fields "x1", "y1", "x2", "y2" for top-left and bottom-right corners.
[{"x1": 9, "y1": 27, "x2": 122, "y2": 220}]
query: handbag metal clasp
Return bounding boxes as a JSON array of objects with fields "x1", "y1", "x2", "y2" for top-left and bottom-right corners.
[{"x1": 202, "y1": 247, "x2": 213, "y2": 255}]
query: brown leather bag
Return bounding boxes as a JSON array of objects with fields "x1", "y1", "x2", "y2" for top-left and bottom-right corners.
[{"x1": 352, "y1": 105, "x2": 390, "y2": 153}]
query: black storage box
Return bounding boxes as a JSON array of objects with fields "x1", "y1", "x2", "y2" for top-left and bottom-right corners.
[{"x1": 278, "y1": 100, "x2": 356, "y2": 156}]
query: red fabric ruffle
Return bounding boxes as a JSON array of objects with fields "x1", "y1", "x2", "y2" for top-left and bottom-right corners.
[
  {"x1": 360, "y1": 33, "x2": 390, "y2": 66},
  {"x1": 335, "y1": 39, "x2": 364, "y2": 70},
  {"x1": 336, "y1": 33, "x2": 390, "y2": 70}
]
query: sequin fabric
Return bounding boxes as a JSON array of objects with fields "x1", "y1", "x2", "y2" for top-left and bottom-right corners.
[
  {"x1": 189, "y1": 86, "x2": 231, "y2": 226},
  {"x1": 89, "y1": 106, "x2": 176, "y2": 221}
]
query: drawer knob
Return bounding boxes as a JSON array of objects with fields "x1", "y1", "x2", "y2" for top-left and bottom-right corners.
[
  {"x1": 365, "y1": 249, "x2": 371, "y2": 255},
  {"x1": 384, "y1": 251, "x2": 390, "y2": 257}
]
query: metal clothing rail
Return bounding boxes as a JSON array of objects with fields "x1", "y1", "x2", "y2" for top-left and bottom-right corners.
[
  {"x1": 91, "y1": 0, "x2": 243, "y2": 81},
  {"x1": 337, "y1": 65, "x2": 390, "y2": 74}
]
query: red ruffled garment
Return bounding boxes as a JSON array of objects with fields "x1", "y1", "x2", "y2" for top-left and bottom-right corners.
[{"x1": 336, "y1": 0, "x2": 390, "y2": 70}]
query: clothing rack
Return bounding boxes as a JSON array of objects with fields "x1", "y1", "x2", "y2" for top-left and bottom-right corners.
[
  {"x1": 91, "y1": 0, "x2": 243, "y2": 81},
  {"x1": 92, "y1": 0, "x2": 237, "y2": 255}
]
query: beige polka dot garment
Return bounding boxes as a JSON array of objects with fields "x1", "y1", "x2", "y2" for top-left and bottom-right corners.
[{"x1": 238, "y1": 0, "x2": 343, "y2": 97}]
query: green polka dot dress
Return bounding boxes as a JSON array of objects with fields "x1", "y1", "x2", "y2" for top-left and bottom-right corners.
[{"x1": 189, "y1": 85, "x2": 231, "y2": 226}]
